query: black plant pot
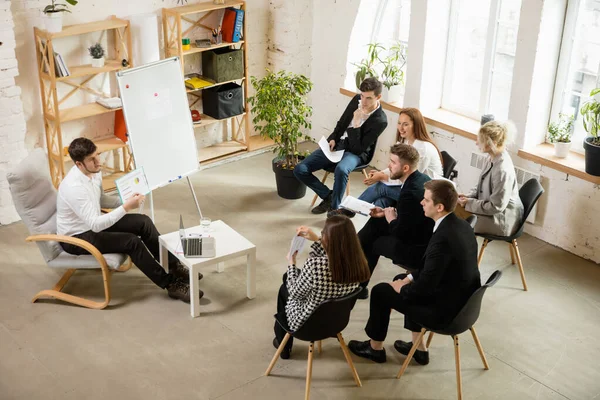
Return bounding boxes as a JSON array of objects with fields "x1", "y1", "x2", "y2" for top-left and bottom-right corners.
[
  {"x1": 583, "y1": 137, "x2": 600, "y2": 177},
  {"x1": 272, "y1": 158, "x2": 307, "y2": 199}
]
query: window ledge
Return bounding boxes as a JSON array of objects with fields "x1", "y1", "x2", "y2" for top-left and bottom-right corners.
[
  {"x1": 518, "y1": 144, "x2": 600, "y2": 185},
  {"x1": 339, "y1": 88, "x2": 478, "y2": 140}
]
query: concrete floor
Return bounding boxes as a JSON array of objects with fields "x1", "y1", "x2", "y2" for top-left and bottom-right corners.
[{"x1": 1, "y1": 150, "x2": 599, "y2": 400}]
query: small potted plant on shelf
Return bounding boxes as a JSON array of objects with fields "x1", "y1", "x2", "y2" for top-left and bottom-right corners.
[
  {"x1": 547, "y1": 113, "x2": 574, "y2": 158},
  {"x1": 380, "y1": 42, "x2": 407, "y2": 104},
  {"x1": 88, "y1": 43, "x2": 105, "y2": 68},
  {"x1": 43, "y1": 0, "x2": 78, "y2": 33},
  {"x1": 581, "y1": 87, "x2": 600, "y2": 176},
  {"x1": 352, "y1": 43, "x2": 383, "y2": 90},
  {"x1": 248, "y1": 69, "x2": 313, "y2": 199}
]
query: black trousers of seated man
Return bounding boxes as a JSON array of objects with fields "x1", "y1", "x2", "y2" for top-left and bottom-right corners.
[
  {"x1": 358, "y1": 217, "x2": 427, "y2": 288},
  {"x1": 60, "y1": 214, "x2": 179, "y2": 289},
  {"x1": 365, "y1": 274, "x2": 448, "y2": 341},
  {"x1": 274, "y1": 273, "x2": 294, "y2": 351}
]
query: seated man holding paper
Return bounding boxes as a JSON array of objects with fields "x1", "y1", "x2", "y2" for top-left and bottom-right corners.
[
  {"x1": 56, "y1": 138, "x2": 201, "y2": 303},
  {"x1": 357, "y1": 144, "x2": 433, "y2": 299},
  {"x1": 272, "y1": 216, "x2": 370, "y2": 359},
  {"x1": 293, "y1": 78, "x2": 387, "y2": 215}
]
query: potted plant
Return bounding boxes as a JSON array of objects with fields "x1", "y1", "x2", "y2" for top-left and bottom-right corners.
[
  {"x1": 581, "y1": 87, "x2": 600, "y2": 176},
  {"x1": 88, "y1": 43, "x2": 105, "y2": 68},
  {"x1": 248, "y1": 70, "x2": 313, "y2": 199},
  {"x1": 352, "y1": 43, "x2": 384, "y2": 90},
  {"x1": 547, "y1": 113, "x2": 574, "y2": 158},
  {"x1": 380, "y1": 42, "x2": 407, "y2": 104},
  {"x1": 43, "y1": 0, "x2": 78, "y2": 33}
]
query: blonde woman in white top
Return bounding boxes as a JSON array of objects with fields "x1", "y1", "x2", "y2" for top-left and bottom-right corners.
[{"x1": 354, "y1": 108, "x2": 443, "y2": 210}]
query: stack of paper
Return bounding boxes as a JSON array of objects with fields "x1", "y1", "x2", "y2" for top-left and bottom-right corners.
[
  {"x1": 288, "y1": 235, "x2": 307, "y2": 260},
  {"x1": 318, "y1": 136, "x2": 345, "y2": 162},
  {"x1": 339, "y1": 196, "x2": 376, "y2": 216}
]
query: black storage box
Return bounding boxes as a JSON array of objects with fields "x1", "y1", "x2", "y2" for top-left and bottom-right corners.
[
  {"x1": 202, "y1": 83, "x2": 244, "y2": 119},
  {"x1": 202, "y1": 48, "x2": 244, "y2": 83}
]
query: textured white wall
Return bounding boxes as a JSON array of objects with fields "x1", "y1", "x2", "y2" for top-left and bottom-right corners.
[{"x1": 0, "y1": 0, "x2": 27, "y2": 224}]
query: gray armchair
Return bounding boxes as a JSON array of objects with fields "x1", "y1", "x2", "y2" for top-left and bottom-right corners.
[{"x1": 7, "y1": 148, "x2": 130, "y2": 309}]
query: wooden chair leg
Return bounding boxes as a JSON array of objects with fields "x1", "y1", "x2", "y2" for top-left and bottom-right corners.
[
  {"x1": 309, "y1": 172, "x2": 330, "y2": 209},
  {"x1": 512, "y1": 240, "x2": 528, "y2": 291},
  {"x1": 31, "y1": 268, "x2": 111, "y2": 310},
  {"x1": 345, "y1": 182, "x2": 350, "y2": 196},
  {"x1": 337, "y1": 333, "x2": 362, "y2": 387},
  {"x1": 305, "y1": 342, "x2": 315, "y2": 400},
  {"x1": 115, "y1": 257, "x2": 132, "y2": 272},
  {"x1": 265, "y1": 333, "x2": 292, "y2": 376},
  {"x1": 477, "y1": 239, "x2": 489, "y2": 267},
  {"x1": 397, "y1": 327, "x2": 426, "y2": 379},
  {"x1": 362, "y1": 169, "x2": 369, "y2": 179},
  {"x1": 426, "y1": 331, "x2": 434, "y2": 348},
  {"x1": 318, "y1": 340, "x2": 322, "y2": 354},
  {"x1": 470, "y1": 327, "x2": 489, "y2": 370},
  {"x1": 454, "y1": 335, "x2": 463, "y2": 400},
  {"x1": 508, "y1": 243, "x2": 516, "y2": 265}
]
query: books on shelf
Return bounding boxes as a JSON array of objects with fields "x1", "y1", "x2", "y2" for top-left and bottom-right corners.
[
  {"x1": 53, "y1": 52, "x2": 70, "y2": 77},
  {"x1": 222, "y1": 7, "x2": 244, "y2": 43},
  {"x1": 96, "y1": 97, "x2": 122, "y2": 109},
  {"x1": 185, "y1": 76, "x2": 214, "y2": 90}
]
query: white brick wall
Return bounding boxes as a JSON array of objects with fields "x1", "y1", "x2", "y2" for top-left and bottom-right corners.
[{"x1": 0, "y1": 0, "x2": 27, "y2": 225}]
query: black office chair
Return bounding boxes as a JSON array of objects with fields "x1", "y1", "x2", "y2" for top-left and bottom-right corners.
[
  {"x1": 265, "y1": 288, "x2": 363, "y2": 400},
  {"x1": 397, "y1": 271, "x2": 502, "y2": 400},
  {"x1": 308, "y1": 150, "x2": 375, "y2": 209},
  {"x1": 466, "y1": 215, "x2": 477, "y2": 229},
  {"x1": 476, "y1": 179, "x2": 544, "y2": 291},
  {"x1": 441, "y1": 151, "x2": 458, "y2": 180}
]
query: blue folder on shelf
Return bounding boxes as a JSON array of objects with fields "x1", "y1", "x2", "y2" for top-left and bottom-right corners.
[{"x1": 232, "y1": 8, "x2": 244, "y2": 43}]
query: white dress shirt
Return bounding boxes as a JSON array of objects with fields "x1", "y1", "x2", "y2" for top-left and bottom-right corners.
[
  {"x1": 56, "y1": 166, "x2": 125, "y2": 236},
  {"x1": 407, "y1": 213, "x2": 451, "y2": 282}
]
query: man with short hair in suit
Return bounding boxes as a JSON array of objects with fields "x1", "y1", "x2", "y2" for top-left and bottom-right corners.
[
  {"x1": 294, "y1": 77, "x2": 388, "y2": 215},
  {"x1": 348, "y1": 179, "x2": 481, "y2": 364},
  {"x1": 357, "y1": 143, "x2": 434, "y2": 299}
]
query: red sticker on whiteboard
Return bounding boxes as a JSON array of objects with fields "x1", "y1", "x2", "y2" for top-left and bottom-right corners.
[
  {"x1": 126, "y1": 84, "x2": 129, "y2": 88},
  {"x1": 154, "y1": 93, "x2": 158, "y2": 97}
]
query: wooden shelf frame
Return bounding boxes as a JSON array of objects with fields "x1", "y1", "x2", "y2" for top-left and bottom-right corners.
[
  {"x1": 163, "y1": 0, "x2": 254, "y2": 160},
  {"x1": 34, "y1": 16, "x2": 134, "y2": 188}
]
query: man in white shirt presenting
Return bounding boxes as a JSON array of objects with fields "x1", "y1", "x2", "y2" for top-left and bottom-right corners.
[{"x1": 57, "y1": 138, "x2": 201, "y2": 303}]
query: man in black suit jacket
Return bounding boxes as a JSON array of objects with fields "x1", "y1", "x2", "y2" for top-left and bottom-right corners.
[
  {"x1": 294, "y1": 78, "x2": 388, "y2": 214},
  {"x1": 348, "y1": 179, "x2": 481, "y2": 364},
  {"x1": 358, "y1": 144, "x2": 434, "y2": 298}
]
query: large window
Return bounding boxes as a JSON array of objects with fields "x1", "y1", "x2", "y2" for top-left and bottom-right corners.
[
  {"x1": 344, "y1": 0, "x2": 411, "y2": 91},
  {"x1": 442, "y1": 0, "x2": 521, "y2": 121},
  {"x1": 550, "y1": 0, "x2": 600, "y2": 153}
]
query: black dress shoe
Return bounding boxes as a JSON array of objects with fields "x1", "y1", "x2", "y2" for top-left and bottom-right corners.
[
  {"x1": 348, "y1": 339, "x2": 386, "y2": 363},
  {"x1": 273, "y1": 337, "x2": 291, "y2": 359},
  {"x1": 311, "y1": 196, "x2": 332, "y2": 214},
  {"x1": 393, "y1": 340, "x2": 429, "y2": 365},
  {"x1": 170, "y1": 262, "x2": 203, "y2": 282},
  {"x1": 357, "y1": 287, "x2": 369, "y2": 300}
]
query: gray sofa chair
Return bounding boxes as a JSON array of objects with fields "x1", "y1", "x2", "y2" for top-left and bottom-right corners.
[{"x1": 7, "y1": 148, "x2": 130, "y2": 309}]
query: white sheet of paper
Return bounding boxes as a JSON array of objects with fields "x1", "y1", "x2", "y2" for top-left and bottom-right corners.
[
  {"x1": 340, "y1": 195, "x2": 376, "y2": 216},
  {"x1": 318, "y1": 136, "x2": 345, "y2": 163},
  {"x1": 382, "y1": 180, "x2": 402, "y2": 187},
  {"x1": 115, "y1": 167, "x2": 150, "y2": 203},
  {"x1": 288, "y1": 235, "x2": 307, "y2": 259}
]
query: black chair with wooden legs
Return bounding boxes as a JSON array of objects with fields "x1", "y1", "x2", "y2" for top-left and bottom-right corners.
[
  {"x1": 309, "y1": 164, "x2": 370, "y2": 209},
  {"x1": 265, "y1": 288, "x2": 363, "y2": 400},
  {"x1": 476, "y1": 179, "x2": 544, "y2": 291},
  {"x1": 396, "y1": 271, "x2": 502, "y2": 400}
]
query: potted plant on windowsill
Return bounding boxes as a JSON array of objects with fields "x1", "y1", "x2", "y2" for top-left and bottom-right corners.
[
  {"x1": 547, "y1": 113, "x2": 573, "y2": 158},
  {"x1": 581, "y1": 87, "x2": 600, "y2": 176},
  {"x1": 381, "y1": 42, "x2": 407, "y2": 104},
  {"x1": 88, "y1": 43, "x2": 105, "y2": 68},
  {"x1": 43, "y1": 0, "x2": 78, "y2": 33},
  {"x1": 248, "y1": 70, "x2": 313, "y2": 199},
  {"x1": 353, "y1": 43, "x2": 384, "y2": 90}
]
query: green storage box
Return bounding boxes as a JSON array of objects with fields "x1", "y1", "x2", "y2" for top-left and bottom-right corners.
[{"x1": 202, "y1": 48, "x2": 244, "y2": 83}]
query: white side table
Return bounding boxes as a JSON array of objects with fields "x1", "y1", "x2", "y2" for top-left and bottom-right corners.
[{"x1": 158, "y1": 220, "x2": 256, "y2": 317}]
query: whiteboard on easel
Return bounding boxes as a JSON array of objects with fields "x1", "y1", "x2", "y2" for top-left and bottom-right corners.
[{"x1": 116, "y1": 57, "x2": 199, "y2": 190}]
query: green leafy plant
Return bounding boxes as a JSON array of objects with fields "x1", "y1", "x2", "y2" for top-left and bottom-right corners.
[
  {"x1": 43, "y1": 0, "x2": 78, "y2": 14},
  {"x1": 547, "y1": 113, "x2": 574, "y2": 143},
  {"x1": 88, "y1": 43, "x2": 105, "y2": 59},
  {"x1": 380, "y1": 42, "x2": 407, "y2": 90},
  {"x1": 581, "y1": 87, "x2": 600, "y2": 144},
  {"x1": 248, "y1": 70, "x2": 313, "y2": 169},
  {"x1": 352, "y1": 43, "x2": 384, "y2": 89}
]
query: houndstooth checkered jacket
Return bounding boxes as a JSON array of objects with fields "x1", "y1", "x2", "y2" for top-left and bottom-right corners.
[{"x1": 285, "y1": 241, "x2": 360, "y2": 332}]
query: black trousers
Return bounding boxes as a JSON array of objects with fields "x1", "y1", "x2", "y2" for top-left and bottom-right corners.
[
  {"x1": 61, "y1": 214, "x2": 178, "y2": 289},
  {"x1": 274, "y1": 274, "x2": 294, "y2": 351},
  {"x1": 365, "y1": 275, "x2": 445, "y2": 342},
  {"x1": 358, "y1": 217, "x2": 426, "y2": 287}
]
